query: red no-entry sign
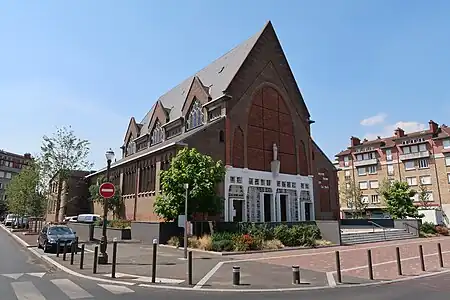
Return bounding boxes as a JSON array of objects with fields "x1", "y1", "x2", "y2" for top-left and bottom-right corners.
[{"x1": 99, "y1": 182, "x2": 115, "y2": 198}]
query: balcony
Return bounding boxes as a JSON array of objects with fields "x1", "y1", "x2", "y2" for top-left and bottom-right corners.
[
  {"x1": 399, "y1": 150, "x2": 430, "y2": 161},
  {"x1": 354, "y1": 158, "x2": 378, "y2": 167}
]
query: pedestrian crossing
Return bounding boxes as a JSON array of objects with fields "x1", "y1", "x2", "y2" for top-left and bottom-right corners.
[{"x1": 4, "y1": 277, "x2": 136, "y2": 299}]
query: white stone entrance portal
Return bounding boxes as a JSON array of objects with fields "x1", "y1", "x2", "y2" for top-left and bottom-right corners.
[{"x1": 224, "y1": 166, "x2": 315, "y2": 222}]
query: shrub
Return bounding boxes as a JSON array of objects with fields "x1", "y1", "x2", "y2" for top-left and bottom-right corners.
[
  {"x1": 167, "y1": 236, "x2": 180, "y2": 247},
  {"x1": 212, "y1": 231, "x2": 237, "y2": 242},
  {"x1": 262, "y1": 239, "x2": 284, "y2": 250},
  {"x1": 241, "y1": 223, "x2": 274, "y2": 240},
  {"x1": 315, "y1": 239, "x2": 333, "y2": 246},
  {"x1": 198, "y1": 235, "x2": 213, "y2": 251},
  {"x1": 109, "y1": 219, "x2": 131, "y2": 229},
  {"x1": 211, "y1": 240, "x2": 234, "y2": 252},
  {"x1": 420, "y1": 222, "x2": 437, "y2": 234},
  {"x1": 436, "y1": 226, "x2": 449, "y2": 236},
  {"x1": 274, "y1": 224, "x2": 321, "y2": 247},
  {"x1": 188, "y1": 236, "x2": 200, "y2": 248}
]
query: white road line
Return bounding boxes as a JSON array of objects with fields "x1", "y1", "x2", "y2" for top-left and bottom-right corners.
[
  {"x1": 12, "y1": 281, "x2": 46, "y2": 300},
  {"x1": 193, "y1": 261, "x2": 224, "y2": 289},
  {"x1": 326, "y1": 272, "x2": 336, "y2": 287},
  {"x1": 98, "y1": 284, "x2": 135, "y2": 294},
  {"x1": 51, "y1": 279, "x2": 93, "y2": 299},
  {"x1": 1, "y1": 273, "x2": 23, "y2": 279},
  {"x1": 28, "y1": 272, "x2": 46, "y2": 278}
]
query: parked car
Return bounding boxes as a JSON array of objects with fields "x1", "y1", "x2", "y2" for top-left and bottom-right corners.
[
  {"x1": 4, "y1": 214, "x2": 18, "y2": 227},
  {"x1": 77, "y1": 214, "x2": 101, "y2": 224},
  {"x1": 37, "y1": 225, "x2": 77, "y2": 253}
]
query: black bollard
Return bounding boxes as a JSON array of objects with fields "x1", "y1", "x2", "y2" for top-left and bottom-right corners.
[
  {"x1": 396, "y1": 247, "x2": 402, "y2": 275},
  {"x1": 93, "y1": 246, "x2": 98, "y2": 274},
  {"x1": 438, "y1": 243, "x2": 444, "y2": 268},
  {"x1": 419, "y1": 245, "x2": 425, "y2": 272},
  {"x1": 232, "y1": 266, "x2": 240, "y2": 285},
  {"x1": 63, "y1": 241, "x2": 68, "y2": 261},
  {"x1": 335, "y1": 251, "x2": 342, "y2": 283},
  {"x1": 111, "y1": 241, "x2": 117, "y2": 278},
  {"x1": 151, "y1": 239, "x2": 158, "y2": 283},
  {"x1": 367, "y1": 249, "x2": 373, "y2": 280},
  {"x1": 187, "y1": 251, "x2": 193, "y2": 285},
  {"x1": 75, "y1": 237, "x2": 79, "y2": 254},
  {"x1": 56, "y1": 241, "x2": 61, "y2": 257},
  {"x1": 70, "y1": 243, "x2": 75, "y2": 265},
  {"x1": 292, "y1": 265, "x2": 300, "y2": 284},
  {"x1": 80, "y1": 244, "x2": 85, "y2": 270}
]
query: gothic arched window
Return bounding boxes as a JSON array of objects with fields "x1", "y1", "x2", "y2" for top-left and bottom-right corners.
[
  {"x1": 186, "y1": 99, "x2": 204, "y2": 130},
  {"x1": 151, "y1": 121, "x2": 164, "y2": 145}
]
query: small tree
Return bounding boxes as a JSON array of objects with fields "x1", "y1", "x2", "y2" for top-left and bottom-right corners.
[
  {"x1": 89, "y1": 176, "x2": 123, "y2": 218},
  {"x1": 5, "y1": 162, "x2": 46, "y2": 218},
  {"x1": 381, "y1": 180, "x2": 424, "y2": 219},
  {"x1": 39, "y1": 126, "x2": 93, "y2": 222},
  {"x1": 417, "y1": 182, "x2": 431, "y2": 209},
  {"x1": 340, "y1": 180, "x2": 367, "y2": 218},
  {"x1": 154, "y1": 148, "x2": 226, "y2": 221}
]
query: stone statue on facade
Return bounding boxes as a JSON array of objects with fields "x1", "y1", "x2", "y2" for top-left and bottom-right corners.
[{"x1": 273, "y1": 143, "x2": 278, "y2": 161}]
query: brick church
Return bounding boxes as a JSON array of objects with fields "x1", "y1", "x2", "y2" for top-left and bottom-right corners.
[{"x1": 87, "y1": 21, "x2": 339, "y2": 222}]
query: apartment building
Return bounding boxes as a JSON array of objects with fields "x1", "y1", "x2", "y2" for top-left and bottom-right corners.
[
  {"x1": 335, "y1": 120, "x2": 450, "y2": 219},
  {"x1": 0, "y1": 150, "x2": 32, "y2": 202}
]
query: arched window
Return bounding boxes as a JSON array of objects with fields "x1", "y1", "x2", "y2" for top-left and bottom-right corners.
[
  {"x1": 151, "y1": 121, "x2": 164, "y2": 145},
  {"x1": 186, "y1": 99, "x2": 204, "y2": 130}
]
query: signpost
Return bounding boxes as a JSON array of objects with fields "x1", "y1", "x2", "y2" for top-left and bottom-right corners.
[{"x1": 99, "y1": 182, "x2": 115, "y2": 199}]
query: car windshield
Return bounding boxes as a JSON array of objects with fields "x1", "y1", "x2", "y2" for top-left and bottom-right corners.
[{"x1": 48, "y1": 227, "x2": 73, "y2": 235}]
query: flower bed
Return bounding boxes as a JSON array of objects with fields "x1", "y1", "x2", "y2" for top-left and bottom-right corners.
[
  {"x1": 167, "y1": 223, "x2": 333, "y2": 252},
  {"x1": 420, "y1": 221, "x2": 449, "y2": 237}
]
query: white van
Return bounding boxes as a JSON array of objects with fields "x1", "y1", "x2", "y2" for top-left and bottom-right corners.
[{"x1": 77, "y1": 214, "x2": 101, "y2": 224}]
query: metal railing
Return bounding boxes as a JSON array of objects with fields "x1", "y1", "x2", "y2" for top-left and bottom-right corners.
[
  {"x1": 403, "y1": 222, "x2": 419, "y2": 236},
  {"x1": 368, "y1": 220, "x2": 387, "y2": 240}
]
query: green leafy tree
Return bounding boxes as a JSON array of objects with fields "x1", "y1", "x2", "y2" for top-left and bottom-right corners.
[
  {"x1": 381, "y1": 180, "x2": 424, "y2": 219},
  {"x1": 417, "y1": 182, "x2": 431, "y2": 208},
  {"x1": 154, "y1": 148, "x2": 226, "y2": 221},
  {"x1": 39, "y1": 126, "x2": 93, "y2": 222},
  {"x1": 340, "y1": 180, "x2": 367, "y2": 218},
  {"x1": 88, "y1": 176, "x2": 123, "y2": 218},
  {"x1": 5, "y1": 161, "x2": 46, "y2": 218}
]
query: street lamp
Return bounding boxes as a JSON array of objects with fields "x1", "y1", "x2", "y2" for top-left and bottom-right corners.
[
  {"x1": 183, "y1": 183, "x2": 189, "y2": 259},
  {"x1": 98, "y1": 148, "x2": 115, "y2": 265}
]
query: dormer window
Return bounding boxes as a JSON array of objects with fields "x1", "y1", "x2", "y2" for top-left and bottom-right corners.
[
  {"x1": 127, "y1": 141, "x2": 136, "y2": 156},
  {"x1": 151, "y1": 121, "x2": 164, "y2": 145},
  {"x1": 186, "y1": 99, "x2": 204, "y2": 131}
]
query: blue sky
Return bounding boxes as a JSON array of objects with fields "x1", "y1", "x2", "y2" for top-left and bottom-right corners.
[{"x1": 1, "y1": 0, "x2": 449, "y2": 169}]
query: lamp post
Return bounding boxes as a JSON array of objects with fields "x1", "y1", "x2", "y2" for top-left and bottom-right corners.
[
  {"x1": 98, "y1": 148, "x2": 115, "y2": 265},
  {"x1": 183, "y1": 183, "x2": 189, "y2": 259}
]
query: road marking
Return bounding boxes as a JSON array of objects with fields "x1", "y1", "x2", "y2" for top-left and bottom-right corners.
[
  {"x1": 326, "y1": 272, "x2": 336, "y2": 287},
  {"x1": 1, "y1": 273, "x2": 23, "y2": 279},
  {"x1": 102, "y1": 272, "x2": 184, "y2": 284},
  {"x1": 28, "y1": 272, "x2": 46, "y2": 278},
  {"x1": 51, "y1": 278, "x2": 93, "y2": 299},
  {"x1": 98, "y1": 284, "x2": 135, "y2": 294},
  {"x1": 193, "y1": 261, "x2": 224, "y2": 289},
  {"x1": 12, "y1": 281, "x2": 46, "y2": 300}
]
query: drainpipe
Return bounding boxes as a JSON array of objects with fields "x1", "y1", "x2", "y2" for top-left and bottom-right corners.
[{"x1": 431, "y1": 141, "x2": 443, "y2": 208}]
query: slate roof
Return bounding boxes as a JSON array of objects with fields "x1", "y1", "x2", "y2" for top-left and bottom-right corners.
[{"x1": 137, "y1": 22, "x2": 267, "y2": 137}]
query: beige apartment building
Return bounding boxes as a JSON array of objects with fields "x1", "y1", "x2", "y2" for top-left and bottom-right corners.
[{"x1": 335, "y1": 120, "x2": 450, "y2": 219}]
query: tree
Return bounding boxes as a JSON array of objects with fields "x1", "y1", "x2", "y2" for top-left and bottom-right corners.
[
  {"x1": 154, "y1": 148, "x2": 226, "y2": 221},
  {"x1": 417, "y1": 182, "x2": 431, "y2": 209},
  {"x1": 39, "y1": 126, "x2": 93, "y2": 222},
  {"x1": 340, "y1": 180, "x2": 367, "y2": 218},
  {"x1": 381, "y1": 180, "x2": 424, "y2": 219},
  {"x1": 5, "y1": 161, "x2": 46, "y2": 218},
  {"x1": 89, "y1": 176, "x2": 123, "y2": 218}
]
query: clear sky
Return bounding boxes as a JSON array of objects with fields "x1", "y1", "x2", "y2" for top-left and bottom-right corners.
[{"x1": 1, "y1": 0, "x2": 449, "y2": 169}]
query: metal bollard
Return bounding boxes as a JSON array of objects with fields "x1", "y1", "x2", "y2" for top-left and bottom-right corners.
[
  {"x1": 335, "y1": 251, "x2": 342, "y2": 283},
  {"x1": 232, "y1": 266, "x2": 240, "y2": 285},
  {"x1": 93, "y1": 246, "x2": 98, "y2": 274},
  {"x1": 80, "y1": 244, "x2": 85, "y2": 269},
  {"x1": 187, "y1": 251, "x2": 193, "y2": 285},
  {"x1": 367, "y1": 249, "x2": 373, "y2": 280},
  {"x1": 292, "y1": 265, "x2": 300, "y2": 284},
  {"x1": 419, "y1": 245, "x2": 425, "y2": 271},
  {"x1": 56, "y1": 241, "x2": 61, "y2": 257},
  {"x1": 396, "y1": 247, "x2": 402, "y2": 276},
  {"x1": 75, "y1": 237, "x2": 79, "y2": 254},
  {"x1": 70, "y1": 243, "x2": 75, "y2": 265},
  {"x1": 63, "y1": 241, "x2": 68, "y2": 261},
  {"x1": 111, "y1": 241, "x2": 118, "y2": 278},
  {"x1": 438, "y1": 243, "x2": 444, "y2": 268},
  {"x1": 151, "y1": 239, "x2": 158, "y2": 283}
]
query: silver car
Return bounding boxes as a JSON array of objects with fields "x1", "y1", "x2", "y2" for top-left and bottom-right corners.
[{"x1": 37, "y1": 225, "x2": 77, "y2": 253}]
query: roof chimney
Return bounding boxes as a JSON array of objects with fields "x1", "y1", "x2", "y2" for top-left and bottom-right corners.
[
  {"x1": 429, "y1": 120, "x2": 439, "y2": 134},
  {"x1": 350, "y1": 136, "x2": 361, "y2": 147},
  {"x1": 394, "y1": 128, "x2": 405, "y2": 138}
]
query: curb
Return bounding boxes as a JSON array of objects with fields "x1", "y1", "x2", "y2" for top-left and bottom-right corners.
[{"x1": 2, "y1": 224, "x2": 450, "y2": 293}]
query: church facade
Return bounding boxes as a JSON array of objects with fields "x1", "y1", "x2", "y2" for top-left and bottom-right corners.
[{"x1": 86, "y1": 21, "x2": 339, "y2": 222}]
